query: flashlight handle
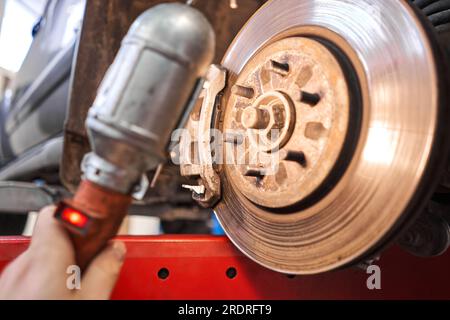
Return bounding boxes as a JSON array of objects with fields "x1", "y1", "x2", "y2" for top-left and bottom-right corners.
[{"x1": 55, "y1": 180, "x2": 132, "y2": 271}]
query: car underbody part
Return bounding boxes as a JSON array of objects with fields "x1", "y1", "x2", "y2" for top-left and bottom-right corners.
[
  {"x1": 0, "y1": 136, "x2": 63, "y2": 183},
  {"x1": 0, "y1": 182, "x2": 64, "y2": 214},
  {"x1": 177, "y1": 65, "x2": 227, "y2": 208},
  {"x1": 180, "y1": 0, "x2": 450, "y2": 274}
]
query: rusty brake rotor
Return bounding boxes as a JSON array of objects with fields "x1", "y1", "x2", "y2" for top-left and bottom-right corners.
[{"x1": 213, "y1": 0, "x2": 450, "y2": 274}]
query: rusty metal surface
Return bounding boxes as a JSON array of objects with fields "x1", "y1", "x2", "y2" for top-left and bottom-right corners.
[
  {"x1": 222, "y1": 37, "x2": 351, "y2": 208},
  {"x1": 62, "y1": 0, "x2": 263, "y2": 191},
  {"x1": 178, "y1": 65, "x2": 227, "y2": 207}
]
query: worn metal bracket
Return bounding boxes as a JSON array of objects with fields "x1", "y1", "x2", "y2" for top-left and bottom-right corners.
[{"x1": 178, "y1": 65, "x2": 227, "y2": 208}]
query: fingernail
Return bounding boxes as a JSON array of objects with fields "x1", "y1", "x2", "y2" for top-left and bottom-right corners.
[{"x1": 112, "y1": 241, "x2": 126, "y2": 262}]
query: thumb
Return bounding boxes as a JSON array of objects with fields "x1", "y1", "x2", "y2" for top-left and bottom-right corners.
[{"x1": 79, "y1": 241, "x2": 126, "y2": 300}]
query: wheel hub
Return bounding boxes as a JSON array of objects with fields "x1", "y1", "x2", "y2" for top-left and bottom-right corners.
[{"x1": 223, "y1": 37, "x2": 351, "y2": 208}]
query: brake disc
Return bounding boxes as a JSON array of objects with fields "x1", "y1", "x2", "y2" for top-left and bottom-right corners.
[{"x1": 214, "y1": 0, "x2": 450, "y2": 274}]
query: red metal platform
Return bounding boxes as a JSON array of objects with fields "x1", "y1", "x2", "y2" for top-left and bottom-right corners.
[{"x1": 0, "y1": 235, "x2": 449, "y2": 299}]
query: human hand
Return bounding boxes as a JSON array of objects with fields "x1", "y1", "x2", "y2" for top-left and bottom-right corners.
[{"x1": 0, "y1": 205, "x2": 126, "y2": 299}]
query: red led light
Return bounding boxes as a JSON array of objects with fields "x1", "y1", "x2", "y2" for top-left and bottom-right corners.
[{"x1": 60, "y1": 208, "x2": 89, "y2": 229}]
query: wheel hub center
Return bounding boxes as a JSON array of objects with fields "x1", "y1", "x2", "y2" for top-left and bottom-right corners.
[
  {"x1": 222, "y1": 36, "x2": 352, "y2": 209},
  {"x1": 243, "y1": 90, "x2": 295, "y2": 153}
]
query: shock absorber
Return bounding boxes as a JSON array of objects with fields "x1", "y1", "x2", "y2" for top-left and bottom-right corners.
[{"x1": 54, "y1": 3, "x2": 215, "y2": 270}]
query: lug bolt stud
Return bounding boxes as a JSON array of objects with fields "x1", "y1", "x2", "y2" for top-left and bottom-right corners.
[{"x1": 232, "y1": 85, "x2": 255, "y2": 99}]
